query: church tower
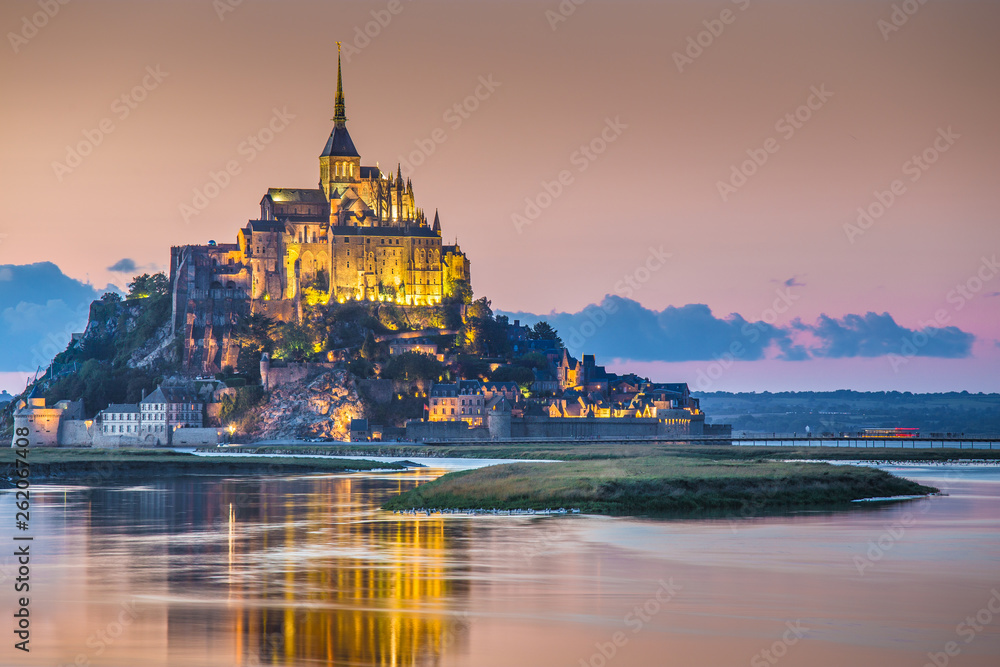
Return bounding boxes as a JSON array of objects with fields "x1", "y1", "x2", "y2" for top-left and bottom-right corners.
[{"x1": 319, "y1": 43, "x2": 361, "y2": 200}]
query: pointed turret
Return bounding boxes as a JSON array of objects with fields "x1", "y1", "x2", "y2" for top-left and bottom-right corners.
[
  {"x1": 320, "y1": 43, "x2": 360, "y2": 199},
  {"x1": 432, "y1": 209, "x2": 441, "y2": 235},
  {"x1": 320, "y1": 42, "x2": 360, "y2": 160},
  {"x1": 333, "y1": 42, "x2": 347, "y2": 128}
]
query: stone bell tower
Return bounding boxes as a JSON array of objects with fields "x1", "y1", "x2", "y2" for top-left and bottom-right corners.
[{"x1": 319, "y1": 42, "x2": 361, "y2": 200}]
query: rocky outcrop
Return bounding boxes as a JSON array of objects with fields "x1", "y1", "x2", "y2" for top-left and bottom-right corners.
[
  {"x1": 70, "y1": 296, "x2": 176, "y2": 368},
  {"x1": 250, "y1": 368, "x2": 365, "y2": 441}
]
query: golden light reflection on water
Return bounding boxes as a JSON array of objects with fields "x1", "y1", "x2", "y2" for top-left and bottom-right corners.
[
  {"x1": 4, "y1": 469, "x2": 470, "y2": 667},
  {"x1": 213, "y1": 470, "x2": 464, "y2": 666},
  {"x1": 4, "y1": 466, "x2": 1000, "y2": 667}
]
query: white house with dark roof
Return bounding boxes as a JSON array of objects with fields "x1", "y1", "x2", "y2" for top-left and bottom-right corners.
[
  {"x1": 100, "y1": 404, "x2": 141, "y2": 437},
  {"x1": 140, "y1": 385, "x2": 204, "y2": 445}
]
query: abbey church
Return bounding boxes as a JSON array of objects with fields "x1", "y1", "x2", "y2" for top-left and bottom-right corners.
[{"x1": 170, "y1": 48, "x2": 471, "y2": 372}]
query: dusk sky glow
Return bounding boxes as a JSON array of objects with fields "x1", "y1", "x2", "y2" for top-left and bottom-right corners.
[{"x1": 1, "y1": 0, "x2": 998, "y2": 393}]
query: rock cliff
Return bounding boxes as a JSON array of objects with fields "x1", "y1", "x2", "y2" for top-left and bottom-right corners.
[{"x1": 250, "y1": 368, "x2": 365, "y2": 441}]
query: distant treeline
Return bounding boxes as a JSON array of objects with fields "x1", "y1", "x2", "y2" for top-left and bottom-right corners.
[{"x1": 695, "y1": 391, "x2": 1000, "y2": 435}]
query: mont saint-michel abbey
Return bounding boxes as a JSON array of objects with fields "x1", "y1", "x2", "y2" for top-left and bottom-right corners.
[{"x1": 171, "y1": 50, "x2": 470, "y2": 372}]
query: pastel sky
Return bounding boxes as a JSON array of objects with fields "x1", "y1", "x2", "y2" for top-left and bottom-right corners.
[{"x1": 1, "y1": 0, "x2": 998, "y2": 394}]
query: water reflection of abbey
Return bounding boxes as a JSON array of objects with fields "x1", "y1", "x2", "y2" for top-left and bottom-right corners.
[{"x1": 87, "y1": 474, "x2": 471, "y2": 666}]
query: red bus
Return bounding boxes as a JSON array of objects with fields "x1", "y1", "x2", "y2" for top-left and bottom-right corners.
[{"x1": 863, "y1": 427, "x2": 920, "y2": 438}]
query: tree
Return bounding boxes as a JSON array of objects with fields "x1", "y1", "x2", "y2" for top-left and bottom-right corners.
[
  {"x1": 361, "y1": 330, "x2": 378, "y2": 361},
  {"x1": 466, "y1": 297, "x2": 493, "y2": 321},
  {"x1": 348, "y1": 357, "x2": 375, "y2": 379},
  {"x1": 489, "y1": 365, "x2": 535, "y2": 389},
  {"x1": 380, "y1": 352, "x2": 445, "y2": 383},
  {"x1": 99, "y1": 291, "x2": 122, "y2": 304},
  {"x1": 445, "y1": 279, "x2": 473, "y2": 304},
  {"x1": 127, "y1": 273, "x2": 169, "y2": 299},
  {"x1": 234, "y1": 312, "x2": 277, "y2": 378},
  {"x1": 527, "y1": 321, "x2": 563, "y2": 348},
  {"x1": 515, "y1": 351, "x2": 550, "y2": 371},
  {"x1": 457, "y1": 297, "x2": 509, "y2": 357},
  {"x1": 273, "y1": 322, "x2": 312, "y2": 362}
]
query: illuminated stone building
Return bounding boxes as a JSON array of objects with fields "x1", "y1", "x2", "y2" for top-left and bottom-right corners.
[
  {"x1": 10, "y1": 385, "x2": 86, "y2": 447},
  {"x1": 428, "y1": 380, "x2": 486, "y2": 427},
  {"x1": 170, "y1": 45, "x2": 471, "y2": 372}
]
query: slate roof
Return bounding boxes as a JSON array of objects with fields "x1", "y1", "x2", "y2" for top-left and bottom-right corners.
[
  {"x1": 141, "y1": 387, "x2": 166, "y2": 405},
  {"x1": 246, "y1": 219, "x2": 286, "y2": 233},
  {"x1": 482, "y1": 381, "x2": 519, "y2": 392},
  {"x1": 104, "y1": 404, "x2": 140, "y2": 414},
  {"x1": 140, "y1": 386, "x2": 202, "y2": 405},
  {"x1": 320, "y1": 125, "x2": 360, "y2": 158},
  {"x1": 431, "y1": 380, "x2": 484, "y2": 397},
  {"x1": 266, "y1": 188, "x2": 327, "y2": 203}
]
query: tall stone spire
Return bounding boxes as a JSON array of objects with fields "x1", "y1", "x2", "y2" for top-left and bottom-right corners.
[
  {"x1": 333, "y1": 42, "x2": 347, "y2": 128},
  {"x1": 320, "y1": 43, "x2": 359, "y2": 160}
]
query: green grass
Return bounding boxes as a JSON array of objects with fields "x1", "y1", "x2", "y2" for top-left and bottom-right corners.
[
  {"x1": 0, "y1": 447, "x2": 405, "y2": 483},
  {"x1": 230, "y1": 442, "x2": 1000, "y2": 462},
  {"x1": 381, "y1": 456, "x2": 939, "y2": 516}
]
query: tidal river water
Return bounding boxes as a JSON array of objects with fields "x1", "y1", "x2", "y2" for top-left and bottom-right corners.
[{"x1": 1, "y1": 462, "x2": 998, "y2": 667}]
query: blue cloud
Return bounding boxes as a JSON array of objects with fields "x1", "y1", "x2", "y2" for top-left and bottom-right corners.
[
  {"x1": 107, "y1": 258, "x2": 137, "y2": 273},
  {"x1": 0, "y1": 263, "x2": 109, "y2": 372},
  {"x1": 499, "y1": 297, "x2": 974, "y2": 363},
  {"x1": 501, "y1": 296, "x2": 799, "y2": 363},
  {"x1": 796, "y1": 312, "x2": 974, "y2": 359}
]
